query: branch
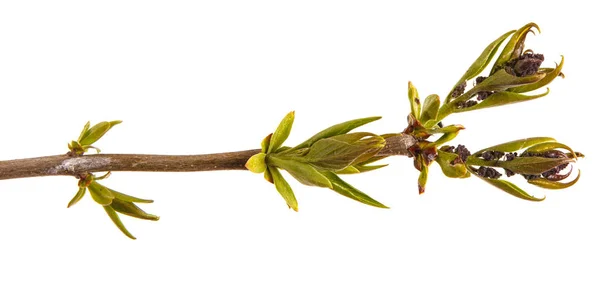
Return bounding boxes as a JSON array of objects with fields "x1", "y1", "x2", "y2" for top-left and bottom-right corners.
[{"x1": 0, "y1": 135, "x2": 416, "y2": 181}]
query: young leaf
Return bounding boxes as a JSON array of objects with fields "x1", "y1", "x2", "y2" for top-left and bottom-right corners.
[
  {"x1": 473, "y1": 137, "x2": 556, "y2": 156},
  {"x1": 493, "y1": 23, "x2": 540, "y2": 70},
  {"x1": 107, "y1": 188, "x2": 153, "y2": 204},
  {"x1": 321, "y1": 171, "x2": 388, "y2": 208},
  {"x1": 270, "y1": 167, "x2": 298, "y2": 211},
  {"x1": 528, "y1": 170, "x2": 581, "y2": 189},
  {"x1": 453, "y1": 89, "x2": 549, "y2": 113},
  {"x1": 524, "y1": 141, "x2": 576, "y2": 157},
  {"x1": 293, "y1": 116, "x2": 381, "y2": 150},
  {"x1": 420, "y1": 94, "x2": 440, "y2": 123},
  {"x1": 261, "y1": 133, "x2": 272, "y2": 153},
  {"x1": 268, "y1": 157, "x2": 332, "y2": 188},
  {"x1": 510, "y1": 56, "x2": 564, "y2": 93},
  {"x1": 494, "y1": 157, "x2": 573, "y2": 175},
  {"x1": 79, "y1": 120, "x2": 122, "y2": 146},
  {"x1": 67, "y1": 187, "x2": 87, "y2": 208},
  {"x1": 426, "y1": 124, "x2": 465, "y2": 134},
  {"x1": 435, "y1": 150, "x2": 470, "y2": 178},
  {"x1": 77, "y1": 121, "x2": 91, "y2": 142},
  {"x1": 297, "y1": 133, "x2": 385, "y2": 171},
  {"x1": 468, "y1": 167, "x2": 544, "y2": 201},
  {"x1": 463, "y1": 30, "x2": 516, "y2": 78},
  {"x1": 433, "y1": 131, "x2": 461, "y2": 147},
  {"x1": 354, "y1": 164, "x2": 388, "y2": 173},
  {"x1": 264, "y1": 167, "x2": 274, "y2": 183},
  {"x1": 103, "y1": 205, "x2": 136, "y2": 239},
  {"x1": 88, "y1": 181, "x2": 115, "y2": 206},
  {"x1": 245, "y1": 153, "x2": 267, "y2": 173},
  {"x1": 335, "y1": 166, "x2": 361, "y2": 174},
  {"x1": 446, "y1": 30, "x2": 515, "y2": 102},
  {"x1": 408, "y1": 81, "x2": 421, "y2": 118},
  {"x1": 111, "y1": 199, "x2": 160, "y2": 221},
  {"x1": 268, "y1": 111, "x2": 295, "y2": 153},
  {"x1": 474, "y1": 69, "x2": 546, "y2": 92}
]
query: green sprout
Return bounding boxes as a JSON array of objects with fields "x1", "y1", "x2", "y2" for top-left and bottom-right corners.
[
  {"x1": 0, "y1": 22, "x2": 583, "y2": 239},
  {"x1": 246, "y1": 112, "x2": 389, "y2": 210},
  {"x1": 68, "y1": 120, "x2": 121, "y2": 156},
  {"x1": 68, "y1": 172, "x2": 158, "y2": 239}
]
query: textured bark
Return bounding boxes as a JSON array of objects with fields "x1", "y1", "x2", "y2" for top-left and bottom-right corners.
[{"x1": 0, "y1": 134, "x2": 416, "y2": 180}]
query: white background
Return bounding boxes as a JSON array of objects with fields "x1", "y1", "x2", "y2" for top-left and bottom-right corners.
[{"x1": 0, "y1": 1, "x2": 597, "y2": 301}]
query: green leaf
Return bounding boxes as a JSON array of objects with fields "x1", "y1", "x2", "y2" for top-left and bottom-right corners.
[
  {"x1": 293, "y1": 116, "x2": 381, "y2": 150},
  {"x1": 408, "y1": 81, "x2": 421, "y2": 118},
  {"x1": 67, "y1": 187, "x2": 87, "y2": 208},
  {"x1": 525, "y1": 141, "x2": 577, "y2": 157},
  {"x1": 88, "y1": 181, "x2": 115, "y2": 206},
  {"x1": 354, "y1": 164, "x2": 388, "y2": 173},
  {"x1": 453, "y1": 88, "x2": 549, "y2": 113},
  {"x1": 473, "y1": 137, "x2": 556, "y2": 156},
  {"x1": 446, "y1": 30, "x2": 515, "y2": 102},
  {"x1": 510, "y1": 56, "x2": 564, "y2": 93},
  {"x1": 103, "y1": 205, "x2": 136, "y2": 239},
  {"x1": 68, "y1": 140, "x2": 84, "y2": 154},
  {"x1": 420, "y1": 94, "x2": 440, "y2": 123},
  {"x1": 268, "y1": 111, "x2": 295, "y2": 153},
  {"x1": 467, "y1": 155, "x2": 572, "y2": 175},
  {"x1": 321, "y1": 171, "x2": 388, "y2": 208},
  {"x1": 245, "y1": 153, "x2": 267, "y2": 173},
  {"x1": 426, "y1": 124, "x2": 465, "y2": 134},
  {"x1": 79, "y1": 120, "x2": 122, "y2": 146},
  {"x1": 493, "y1": 22, "x2": 540, "y2": 70},
  {"x1": 264, "y1": 167, "x2": 274, "y2": 183},
  {"x1": 475, "y1": 69, "x2": 546, "y2": 92},
  {"x1": 435, "y1": 150, "x2": 470, "y2": 178},
  {"x1": 297, "y1": 133, "x2": 385, "y2": 171},
  {"x1": 268, "y1": 157, "x2": 332, "y2": 188},
  {"x1": 111, "y1": 199, "x2": 160, "y2": 221},
  {"x1": 468, "y1": 166, "x2": 544, "y2": 201},
  {"x1": 77, "y1": 121, "x2": 91, "y2": 142},
  {"x1": 261, "y1": 133, "x2": 272, "y2": 153},
  {"x1": 270, "y1": 167, "x2": 298, "y2": 211},
  {"x1": 528, "y1": 170, "x2": 581, "y2": 189},
  {"x1": 496, "y1": 157, "x2": 573, "y2": 175},
  {"x1": 107, "y1": 188, "x2": 153, "y2": 204},
  {"x1": 433, "y1": 131, "x2": 461, "y2": 147},
  {"x1": 335, "y1": 166, "x2": 361, "y2": 174}
]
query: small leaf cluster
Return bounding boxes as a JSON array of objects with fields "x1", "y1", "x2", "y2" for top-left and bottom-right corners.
[
  {"x1": 435, "y1": 22, "x2": 564, "y2": 123},
  {"x1": 66, "y1": 121, "x2": 158, "y2": 239},
  {"x1": 246, "y1": 112, "x2": 389, "y2": 210},
  {"x1": 460, "y1": 137, "x2": 582, "y2": 201},
  {"x1": 68, "y1": 172, "x2": 158, "y2": 239},
  {"x1": 400, "y1": 22, "x2": 580, "y2": 199},
  {"x1": 403, "y1": 81, "x2": 467, "y2": 193},
  {"x1": 68, "y1": 120, "x2": 121, "y2": 156}
]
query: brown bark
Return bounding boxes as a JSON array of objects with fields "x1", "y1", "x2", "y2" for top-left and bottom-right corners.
[{"x1": 0, "y1": 134, "x2": 415, "y2": 180}]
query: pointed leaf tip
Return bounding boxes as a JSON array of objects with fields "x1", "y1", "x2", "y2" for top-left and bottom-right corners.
[
  {"x1": 268, "y1": 111, "x2": 295, "y2": 154},
  {"x1": 103, "y1": 205, "x2": 136, "y2": 239},
  {"x1": 270, "y1": 167, "x2": 299, "y2": 211},
  {"x1": 67, "y1": 187, "x2": 87, "y2": 208}
]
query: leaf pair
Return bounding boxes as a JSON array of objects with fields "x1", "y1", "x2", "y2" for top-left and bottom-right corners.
[
  {"x1": 68, "y1": 120, "x2": 122, "y2": 155},
  {"x1": 246, "y1": 112, "x2": 388, "y2": 211},
  {"x1": 68, "y1": 173, "x2": 158, "y2": 239}
]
